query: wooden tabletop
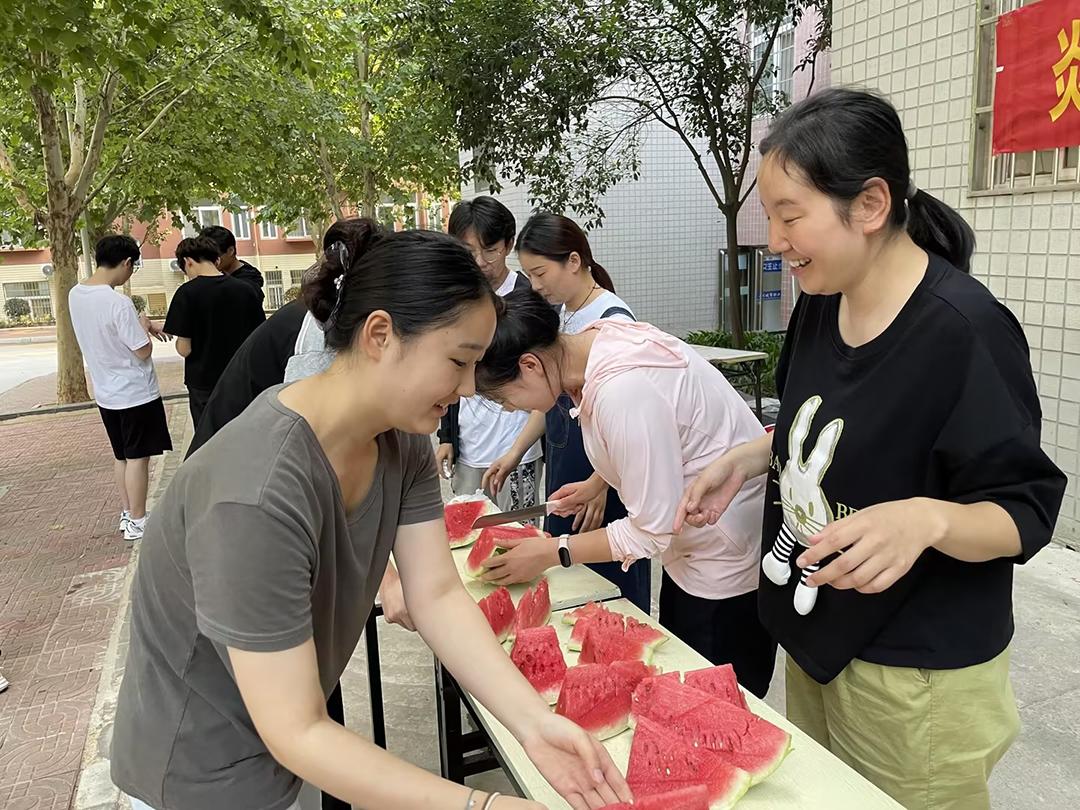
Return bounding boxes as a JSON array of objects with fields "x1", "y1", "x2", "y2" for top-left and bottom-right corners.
[
  {"x1": 690, "y1": 345, "x2": 770, "y2": 365},
  {"x1": 461, "y1": 598, "x2": 905, "y2": 810},
  {"x1": 450, "y1": 545, "x2": 621, "y2": 611}
]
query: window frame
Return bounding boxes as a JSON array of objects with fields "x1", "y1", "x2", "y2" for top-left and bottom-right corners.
[
  {"x1": 182, "y1": 205, "x2": 222, "y2": 238},
  {"x1": 231, "y1": 207, "x2": 252, "y2": 240}
]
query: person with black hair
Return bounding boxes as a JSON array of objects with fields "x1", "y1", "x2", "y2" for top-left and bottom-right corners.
[
  {"x1": 201, "y1": 223, "x2": 265, "y2": 302},
  {"x1": 437, "y1": 197, "x2": 542, "y2": 511},
  {"x1": 164, "y1": 236, "x2": 265, "y2": 429},
  {"x1": 474, "y1": 288, "x2": 775, "y2": 696},
  {"x1": 112, "y1": 228, "x2": 630, "y2": 810},
  {"x1": 483, "y1": 213, "x2": 652, "y2": 615},
  {"x1": 677, "y1": 88, "x2": 1066, "y2": 809},
  {"x1": 69, "y1": 235, "x2": 173, "y2": 541}
]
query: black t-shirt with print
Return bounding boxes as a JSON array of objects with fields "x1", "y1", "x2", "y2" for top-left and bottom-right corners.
[
  {"x1": 164, "y1": 275, "x2": 266, "y2": 391},
  {"x1": 761, "y1": 253, "x2": 1065, "y2": 684}
]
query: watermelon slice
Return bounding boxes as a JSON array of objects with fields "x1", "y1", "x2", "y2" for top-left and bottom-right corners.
[
  {"x1": 609, "y1": 660, "x2": 661, "y2": 693},
  {"x1": 626, "y1": 716, "x2": 751, "y2": 810},
  {"x1": 624, "y1": 616, "x2": 669, "y2": 651},
  {"x1": 555, "y1": 664, "x2": 632, "y2": 739},
  {"x1": 634, "y1": 785, "x2": 711, "y2": 810},
  {"x1": 444, "y1": 498, "x2": 497, "y2": 548},
  {"x1": 477, "y1": 586, "x2": 515, "y2": 642},
  {"x1": 579, "y1": 624, "x2": 653, "y2": 666},
  {"x1": 464, "y1": 534, "x2": 504, "y2": 578},
  {"x1": 684, "y1": 664, "x2": 750, "y2": 712},
  {"x1": 562, "y1": 601, "x2": 603, "y2": 625},
  {"x1": 507, "y1": 577, "x2": 551, "y2": 641},
  {"x1": 510, "y1": 625, "x2": 567, "y2": 703},
  {"x1": 568, "y1": 607, "x2": 624, "y2": 651},
  {"x1": 632, "y1": 676, "x2": 792, "y2": 785}
]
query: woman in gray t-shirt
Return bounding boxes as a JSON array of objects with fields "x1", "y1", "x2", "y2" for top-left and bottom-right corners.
[{"x1": 112, "y1": 229, "x2": 630, "y2": 810}]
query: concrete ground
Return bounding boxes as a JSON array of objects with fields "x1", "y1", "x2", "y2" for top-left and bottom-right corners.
[{"x1": 2, "y1": 407, "x2": 1077, "y2": 809}]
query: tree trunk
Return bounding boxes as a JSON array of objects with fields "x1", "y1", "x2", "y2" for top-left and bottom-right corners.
[
  {"x1": 50, "y1": 209, "x2": 90, "y2": 403},
  {"x1": 724, "y1": 208, "x2": 746, "y2": 349},
  {"x1": 356, "y1": 37, "x2": 376, "y2": 218}
]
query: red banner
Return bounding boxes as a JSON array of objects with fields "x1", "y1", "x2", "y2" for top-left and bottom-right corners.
[{"x1": 994, "y1": 0, "x2": 1080, "y2": 154}]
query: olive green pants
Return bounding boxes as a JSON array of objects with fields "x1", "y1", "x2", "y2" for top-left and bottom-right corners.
[{"x1": 785, "y1": 649, "x2": 1020, "y2": 810}]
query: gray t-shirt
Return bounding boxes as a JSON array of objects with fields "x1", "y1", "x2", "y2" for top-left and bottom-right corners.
[{"x1": 111, "y1": 387, "x2": 442, "y2": 810}]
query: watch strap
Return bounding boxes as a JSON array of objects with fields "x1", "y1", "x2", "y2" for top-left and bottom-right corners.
[{"x1": 558, "y1": 534, "x2": 573, "y2": 568}]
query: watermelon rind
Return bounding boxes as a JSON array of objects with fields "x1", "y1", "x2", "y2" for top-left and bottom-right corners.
[
  {"x1": 555, "y1": 664, "x2": 632, "y2": 740},
  {"x1": 477, "y1": 586, "x2": 515, "y2": 642},
  {"x1": 510, "y1": 626, "x2": 566, "y2": 704},
  {"x1": 444, "y1": 495, "x2": 498, "y2": 549},
  {"x1": 626, "y1": 716, "x2": 751, "y2": 810},
  {"x1": 625, "y1": 616, "x2": 669, "y2": 651}
]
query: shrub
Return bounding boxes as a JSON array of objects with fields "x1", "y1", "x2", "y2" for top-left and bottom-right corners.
[
  {"x1": 131, "y1": 295, "x2": 147, "y2": 314},
  {"x1": 4, "y1": 297, "x2": 30, "y2": 320},
  {"x1": 684, "y1": 328, "x2": 784, "y2": 398},
  {"x1": 284, "y1": 285, "x2": 301, "y2": 303}
]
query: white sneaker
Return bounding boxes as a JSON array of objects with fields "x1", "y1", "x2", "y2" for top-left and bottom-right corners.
[
  {"x1": 119, "y1": 510, "x2": 131, "y2": 533},
  {"x1": 0, "y1": 671, "x2": 9, "y2": 693},
  {"x1": 124, "y1": 516, "x2": 147, "y2": 542}
]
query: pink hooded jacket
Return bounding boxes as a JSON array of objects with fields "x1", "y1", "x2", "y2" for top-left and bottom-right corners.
[{"x1": 572, "y1": 320, "x2": 766, "y2": 600}]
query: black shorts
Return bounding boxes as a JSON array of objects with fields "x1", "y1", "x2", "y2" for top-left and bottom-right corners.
[{"x1": 98, "y1": 398, "x2": 173, "y2": 461}]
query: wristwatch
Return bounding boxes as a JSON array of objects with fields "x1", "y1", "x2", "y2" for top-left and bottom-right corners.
[{"x1": 557, "y1": 534, "x2": 573, "y2": 568}]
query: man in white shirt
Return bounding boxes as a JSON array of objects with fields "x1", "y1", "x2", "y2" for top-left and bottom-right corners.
[
  {"x1": 69, "y1": 235, "x2": 172, "y2": 541},
  {"x1": 437, "y1": 197, "x2": 543, "y2": 509}
]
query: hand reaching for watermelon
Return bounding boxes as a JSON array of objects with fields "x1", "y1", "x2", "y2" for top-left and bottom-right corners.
[
  {"x1": 481, "y1": 534, "x2": 559, "y2": 585},
  {"x1": 520, "y1": 711, "x2": 633, "y2": 809}
]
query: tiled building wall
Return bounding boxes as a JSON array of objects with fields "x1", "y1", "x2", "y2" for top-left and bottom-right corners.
[{"x1": 833, "y1": 0, "x2": 1079, "y2": 542}]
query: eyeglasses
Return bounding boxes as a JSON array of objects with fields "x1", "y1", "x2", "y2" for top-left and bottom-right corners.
[{"x1": 470, "y1": 246, "x2": 505, "y2": 265}]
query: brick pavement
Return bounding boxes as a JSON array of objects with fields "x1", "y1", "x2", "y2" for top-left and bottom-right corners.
[
  {"x1": 0, "y1": 404, "x2": 185, "y2": 810},
  {"x1": 0, "y1": 360, "x2": 185, "y2": 416}
]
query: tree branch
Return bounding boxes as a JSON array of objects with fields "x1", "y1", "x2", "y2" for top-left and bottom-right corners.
[
  {"x1": 64, "y1": 78, "x2": 87, "y2": 188},
  {"x1": 28, "y1": 84, "x2": 67, "y2": 187},
  {"x1": 0, "y1": 136, "x2": 45, "y2": 225},
  {"x1": 313, "y1": 135, "x2": 345, "y2": 220},
  {"x1": 734, "y1": 16, "x2": 784, "y2": 196},
  {"x1": 72, "y1": 70, "x2": 120, "y2": 204}
]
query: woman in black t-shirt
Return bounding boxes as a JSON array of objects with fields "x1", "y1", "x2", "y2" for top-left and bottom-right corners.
[{"x1": 676, "y1": 88, "x2": 1065, "y2": 810}]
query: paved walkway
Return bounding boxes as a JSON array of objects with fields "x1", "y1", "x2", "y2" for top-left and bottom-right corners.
[
  {"x1": 0, "y1": 360, "x2": 185, "y2": 417},
  {"x1": 0, "y1": 404, "x2": 186, "y2": 810}
]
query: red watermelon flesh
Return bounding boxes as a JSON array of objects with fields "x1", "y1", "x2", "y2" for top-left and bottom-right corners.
[
  {"x1": 444, "y1": 500, "x2": 495, "y2": 548},
  {"x1": 510, "y1": 626, "x2": 566, "y2": 703},
  {"x1": 609, "y1": 660, "x2": 661, "y2": 693},
  {"x1": 562, "y1": 601, "x2": 603, "y2": 625},
  {"x1": 626, "y1": 716, "x2": 751, "y2": 810},
  {"x1": 624, "y1": 616, "x2": 669, "y2": 650},
  {"x1": 568, "y1": 608, "x2": 625, "y2": 651},
  {"x1": 633, "y1": 677, "x2": 792, "y2": 786},
  {"x1": 633, "y1": 785, "x2": 711, "y2": 810},
  {"x1": 464, "y1": 534, "x2": 504, "y2": 578},
  {"x1": 579, "y1": 624, "x2": 653, "y2": 666},
  {"x1": 478, "y1": 586, "x2": 515, "y2": 642},
  {"x1": 555, "y1": 664, "x2": 632, "y2": 739},
  {"x1": 508, "y1": 577, "x2": 551, "y2": 641},
  {"x1": 684, "y1": 664, "x2": 749, "y2": 712}
]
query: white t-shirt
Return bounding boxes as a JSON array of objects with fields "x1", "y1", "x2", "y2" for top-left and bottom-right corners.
[
  {"x1": 457, "y1": 271, "x2": 543, "y2": 468},
  {"x1": 68, "y1": 284, "x2": 160, "y2": 410},
  {"x1": 559, "y1": 289, "x2": 635, "y2": 335}
]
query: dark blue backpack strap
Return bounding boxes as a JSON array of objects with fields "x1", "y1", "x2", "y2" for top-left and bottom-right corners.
[{"x1": 600, "y1": 305, "x2": 634, "y2": 320}]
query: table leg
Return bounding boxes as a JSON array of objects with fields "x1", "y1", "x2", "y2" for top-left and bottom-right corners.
[
  {"x1": 365, "y1": 609, "x2": 387, "y2": 749},
  {"x1": 436, "y1": 661, "x2": 466, "y2": 782}
]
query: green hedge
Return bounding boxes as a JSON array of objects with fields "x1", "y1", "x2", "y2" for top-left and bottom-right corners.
[{"x1": 684, "y1": 329, "x2": 784, "y2": 398}]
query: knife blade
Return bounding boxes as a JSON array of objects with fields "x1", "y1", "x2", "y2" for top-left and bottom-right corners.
[{"x1": 471, "y1": 503, "x2": 551, "y2": 529}]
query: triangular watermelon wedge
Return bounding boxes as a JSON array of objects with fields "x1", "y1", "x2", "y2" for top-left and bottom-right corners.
[
  {"x1": 507, "y1": 577, "x2": 551, "y2": 641},
  {"x1": 510, "y1": 625, "x2": 566, "y2": 703},
  {"x1": 477, "y1": 586, "x2": 515, "y2": 642},
  {"x1": 555, "y1": 664, "x2": 632, "y2": 739},
  {"x1": 609, "y1": 660, "x2": 661, "y2": 693},
  {"x1": 444, "y1": 498, "x2": 497, "y2": 548},
  {"x1": 579, "y1": 624, "x2": 653, "y2": 665},
  {"x1": 632, "y1": 676, "x2": 792, "y2": 786},
  {"x1": 464, "y1": 524, "x2": 546, "y2": 578},
  {"x1": 684, "y1": 664, "x2": 749, "y2": 712},
  {"x1": 625, "y1": 616, "x2": 669, "y2": 651},
  {"x1": 626, "y1": 716, "x2": 751, "y2": 810},
  {"x1": 568, "y1": 607, "x2": 624, "y2": 651},
  {"x1": 561, "y1": 601, "x2": 603, "y2": 625}
]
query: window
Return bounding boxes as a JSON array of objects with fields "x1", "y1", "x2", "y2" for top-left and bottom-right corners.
[
  {"x1": 286, "y1": 216, "x2": 311, "y2": 240},
  {"x1": 231, "y1": 207, "x2": 252, "y2": 240},
  {"x1": 259, "y1": 218, "x2": 278, "y2": 240},
  {"x1": 265, "y1": 269, "x2": 284, "y2": 310},
  {"x1": 752, "y1": 18, "x2": 795, "y2": 106},
  {"x1": 182, "y1": 205, "x2": 222, "y2": 238},
  {"x1": 972, "y1": 0, "x2": 1079, "y2": 191},
  {"x1": 3, "y1": 280, "x2": 53, "y2": 319}
]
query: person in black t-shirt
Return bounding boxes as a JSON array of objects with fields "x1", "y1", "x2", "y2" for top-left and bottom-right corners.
[
  {"x1": 676, "y1": 89, "x2": 1065, "y2": 810},
  {"x1": 164, "y1": 236, "x2": 266, "y2": 429},
  {"x1": 202, "y1": 224, "x2": 265, "y2": 303}
]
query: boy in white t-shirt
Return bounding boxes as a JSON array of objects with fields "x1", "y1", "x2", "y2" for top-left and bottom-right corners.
[
  {"x1": 437, "y1": 197, "x2": 543, "y2": 509},
  {"x1": 69, "y1": 235, "x2": 173, "y2": 541}
]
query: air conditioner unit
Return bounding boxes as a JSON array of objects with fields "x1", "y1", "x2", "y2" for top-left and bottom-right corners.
[
  {"x1": 169, "y1": 259, "x2": 183, "y2": 273},
  {"x1": 40, "y1": 263, "x2": 53, "y2": 277}
]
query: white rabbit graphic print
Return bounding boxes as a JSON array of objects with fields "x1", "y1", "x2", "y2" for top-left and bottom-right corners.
[{"x1": 763, "y1": 395, "x2": 844, "y2": 616}]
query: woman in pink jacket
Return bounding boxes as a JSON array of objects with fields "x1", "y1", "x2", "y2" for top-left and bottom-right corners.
[{"x1": 475, "y1": 288, "x2": 776, "y2": 697}]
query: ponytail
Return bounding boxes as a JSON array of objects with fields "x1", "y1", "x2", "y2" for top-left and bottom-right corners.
[
  {"x1": 517, "y1": 212, "x2": 616, "y2": 292},
  {"x1": 590, "y1": 261, "x2": 616, "y2": 293},
  {"x1": 906, "y1": 189, "x2": 975, "y2": 273},
  {"x1": 761, "y1": 87, "x2": 976, "y2": 274}
]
